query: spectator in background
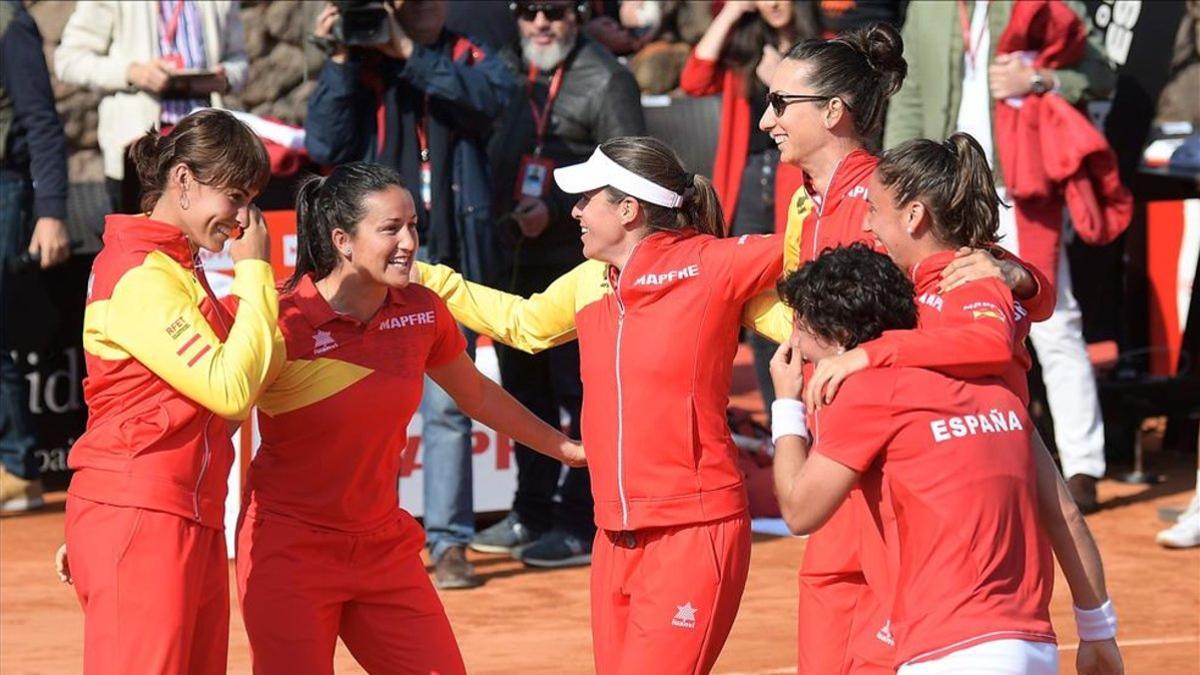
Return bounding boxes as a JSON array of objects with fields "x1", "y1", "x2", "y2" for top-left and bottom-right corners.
[
  {"x1": 886, "y1": 0, "x2": 1116, "y2": 513},
  {"x1": 470, "y1": 0, "x2": 644, "y2": 568},
  {"x1": 815, "y1": 0, "x2": 907, "y2": 35},
  {"x1": 446, "y1": 0, "x2": 518, "y2": 52},
  {"x1": 305, "y1": 0, "x2": 516, "y2": 589},
  {"x1": 0, "y1": 0, "x2": 70, "y2": 513},
  {"x1": 680, "y1": 0, "x2": 818, "y2": 413},
  {"x1": 54, "y1": 1, "x2": 248, "y2": 213}
]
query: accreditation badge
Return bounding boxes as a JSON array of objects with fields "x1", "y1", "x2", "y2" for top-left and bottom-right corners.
[{"x1": 514, "y1": 154, "x2": 555, "y2": 201}]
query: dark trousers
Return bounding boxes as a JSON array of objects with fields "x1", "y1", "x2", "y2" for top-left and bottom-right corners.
[
  {"x1": 495, "y1": 264, "x2": 592, "y2": 536},
  {"x1": 732, "y1": 148, "x2": 782, "y2": 412},
  {"x1": 0, "y1": 175, "x2": 38, "y2": 479}
]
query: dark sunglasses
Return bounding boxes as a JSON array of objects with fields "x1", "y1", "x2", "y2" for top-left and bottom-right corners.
[
  {"x1": 513, "y1": 2, "x2": 571, "y2": 21},
  {"x1": 766, "y1": 91, "x2": 852, "y2": 117}
]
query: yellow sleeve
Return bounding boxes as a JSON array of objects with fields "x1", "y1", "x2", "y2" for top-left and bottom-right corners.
[
  {"x1": 417, "y1": 261, "x2": 581, "y2": 354},
  {"x1": 742, "y1": 291, "x2": 791, "y2": 344},
  {"x1": 106, "y1": 257, "x2": 280, "y2": 419},
  {"x1": 740, "y1": 186, "x2": 811, "y2": 344}
]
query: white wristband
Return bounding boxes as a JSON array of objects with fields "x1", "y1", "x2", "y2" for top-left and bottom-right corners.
[
  {"x1": 1074, "y1": 599, "x2": 1117, "y2": 641},
  {"x1": 771, "y1": 399, "x2": 809, "y2": 444}
]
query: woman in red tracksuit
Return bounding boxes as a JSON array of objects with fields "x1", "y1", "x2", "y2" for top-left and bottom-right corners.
[
  {"x1": 416, "y1": 136, "x2": 789, "y2": 674},
  {"x1": 59, "y1": 109, "x2": 277, "y2": 674},
  {"x1": 789, "y1": 133, "x2": 1124, "y2": 673},
  {"x1": 234, "y1": 162, "x2": 585, "y2": 675},
  {"x1": 681, "y1": 0, "x2": 813, "y2": 404},
  {"x1": 757, "y1": 25, "x2": 1060, "y2": 674}
]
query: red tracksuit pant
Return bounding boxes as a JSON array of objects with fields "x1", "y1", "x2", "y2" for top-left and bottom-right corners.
[
  {"x1": 64, "y1": 495, "x2": 229, "y2": 675},
  {"x1": 236, "y1": 513, "x2": 465, "y2": 675},
  {"x1": 590, "y1": 514, "x2": 751, "y2": 674},
  {"x1": 798, "y1": 490, "x2": 893, "y2": 675}
]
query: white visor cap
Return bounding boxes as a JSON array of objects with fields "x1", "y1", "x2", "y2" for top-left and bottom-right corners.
[{"x1": 553, "y1": 147, "x2": 684, "y2": 209}]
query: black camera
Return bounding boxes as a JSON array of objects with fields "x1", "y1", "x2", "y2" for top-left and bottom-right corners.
[{"x1": 333, "y1": 0, "x2": 390, "y2": 46}]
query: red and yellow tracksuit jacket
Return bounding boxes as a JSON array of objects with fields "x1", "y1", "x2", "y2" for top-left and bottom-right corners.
[
  {"x1": 68, "y1": 215, "x2": 281, "y2": 528},
  {"x1": 419, "y1": 228, "x2": 800, "y2": 531}
]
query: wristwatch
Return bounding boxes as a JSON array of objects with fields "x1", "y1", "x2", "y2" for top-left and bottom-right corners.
[{"x1": 1029, "y1": 70, "x2": 1050, "y2": 95}]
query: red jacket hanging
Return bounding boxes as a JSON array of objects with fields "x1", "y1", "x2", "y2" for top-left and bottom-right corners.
[
  {"x1": 679, "y1": 54, "x2": 804, "y2": 234},
  {"x1": 993, "y1": 0, "x2": 1132, "y2": 286}
]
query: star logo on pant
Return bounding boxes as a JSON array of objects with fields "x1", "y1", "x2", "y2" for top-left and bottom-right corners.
[{"x1": 672, "y1": 602, "x2": 697, "y2": 629}]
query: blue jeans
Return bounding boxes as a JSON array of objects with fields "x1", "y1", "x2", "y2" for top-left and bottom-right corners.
[{"x1": 0, "y1": 176, "x2": 38, "y2": 479}]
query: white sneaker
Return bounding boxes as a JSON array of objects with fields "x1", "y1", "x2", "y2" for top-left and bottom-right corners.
[{"x1": 1156, "y1": 492, "x2": 1200, "y2": 549}]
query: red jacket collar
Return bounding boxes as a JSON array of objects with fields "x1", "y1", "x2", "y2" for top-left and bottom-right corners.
[
  {"x1": 802, "y1": 148, "x2": 876, "y2": 214},
  {"x1": 909, "y1": 250, "x2": 957, "y2": 295},
  {"x1": 291, "y1": 273, "x2": 409, "y2": 329},
  {"x1": 104, "y1": 214, "x2": 195, "y2": 267}
]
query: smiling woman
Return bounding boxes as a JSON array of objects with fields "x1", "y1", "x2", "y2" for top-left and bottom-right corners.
[
  {"x1": 60, "y1": 108, "x2": 279, "y2": 674},
  {"x1": 235, "y1": 160, "x2": 585, "y2": 674}
]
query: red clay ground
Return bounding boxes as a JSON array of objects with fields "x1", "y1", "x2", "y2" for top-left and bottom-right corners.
[
  {"x1": 4, "y1": 467, "x2": 1198, "y2": 674},
  {"x1": 3, "y1": 349, "x2": 1198, "y2": 673}
]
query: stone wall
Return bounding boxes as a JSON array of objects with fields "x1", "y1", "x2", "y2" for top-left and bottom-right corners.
[{"x1": 28, "y1": 0, "x2": 324, "y2": 182}]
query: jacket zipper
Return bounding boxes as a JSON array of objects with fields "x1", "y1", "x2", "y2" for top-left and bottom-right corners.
[
  {"x1": 191, "y1": 254, "x2": 227, "y2": 523},
  {"x1": 810, "y1": 155, "x2": 848, "y2": 261},
  {"x1": 612, "y1": 240, "x2": 644, "y2": 530}
]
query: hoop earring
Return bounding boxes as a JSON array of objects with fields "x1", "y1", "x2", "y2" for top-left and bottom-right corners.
[{"x1": 180, "y1": 191, "x2": 190, "y2": 210}]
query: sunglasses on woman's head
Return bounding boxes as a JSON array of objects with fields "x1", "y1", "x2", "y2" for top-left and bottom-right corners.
[
  {"x1": 513, "y1": 2, "x2": 571, "y2": 21},
  {"x1": 766, "y1": 91, "x2": 850, "y2": 117}
]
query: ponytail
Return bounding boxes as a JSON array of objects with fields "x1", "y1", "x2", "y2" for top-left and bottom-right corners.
[
  {"x1": 285, "y1": 162, "x2": 409, "y2": 291},
  {"x1": 875, "y1": 132, "x2": 1002, "y2": 249},
  {"x1": 599, "y1": 136, "x2": 727, "y2": 238},
  {"x1": 128, "y1": 108, "x2": 270, "y2": 213}
]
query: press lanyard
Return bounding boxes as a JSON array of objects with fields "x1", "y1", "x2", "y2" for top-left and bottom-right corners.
[
  {"x1": 414, "y1": 96, "x2": 433, "y2": 212},
  {"x1": 957, "y1": 0, "x2": 989, "y2": 69},
  {"x1": 527, "y1": 64, "x2": 565, "y2": 156},
  {"x1": 162, "y1": 0, "x2": 187, "y2": 52}
]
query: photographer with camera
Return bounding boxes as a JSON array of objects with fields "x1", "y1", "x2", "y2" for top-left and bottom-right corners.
[
  {"x1": 465, "y1": 0, "x2": 644, "y2": 569},
  {"x1": 305, "y1": 0, "x2": 517, "y2": 590}
]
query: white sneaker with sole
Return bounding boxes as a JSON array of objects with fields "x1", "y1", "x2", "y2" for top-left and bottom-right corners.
[{"x1": 1156, "y1": 492, "x2": 1200, "y2": 549}]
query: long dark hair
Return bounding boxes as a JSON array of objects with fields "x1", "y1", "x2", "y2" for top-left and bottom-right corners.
[
  {"x1": 875, "y1": 133, "x2": 1002, "y2": 250},
  {"x1": 721, "y1": 3, "x2": 820, "y2": 99},
  {"x1": 600, "y1": 136, "x2": 725, "y2": 238},
  {"x1": 128, "y1": 108, "x2": 270, "y2": 213},
  {"x1": 783, "y1": 23, "x2": 906, "y2": 141},
  {"x1": 287, "y1": 162, "x2": 408, "y2": 291}
]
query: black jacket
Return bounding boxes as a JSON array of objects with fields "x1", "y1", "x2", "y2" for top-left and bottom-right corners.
[
  {"x1": 489, "y1": 36, "x2": 645, "y2": 272},
  {"x1": 305, "y1": 32, "x2": 516, "y2": 284},
  {"x1": 0, "y1": 0, "x2": 67, "y2": 221}
]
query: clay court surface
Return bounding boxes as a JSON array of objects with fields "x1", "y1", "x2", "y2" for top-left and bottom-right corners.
[{"x1": 1, "y1": 468, "x2": 1196, "y2": 674}]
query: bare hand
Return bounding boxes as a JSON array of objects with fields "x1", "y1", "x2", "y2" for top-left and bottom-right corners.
[
  {"x1": 584, "y1": 16, "x2": 644, "y2": 55},
  {"x1": 230, "y1": 204, "x2": 269, "y2": 263},
  {"x1": 940, "y1": 246, "x2": 1035, "y2": 298},
  {"x1": 55, "y1": 543, "x2": 72, "y2": 585},
  {"x1": 376, "y1": 2, "x2": 415, "y2": 61},
  {"x1": 769, "y1": 343, "x2": 805, "y2": 401},
  {"x1": 804, "y1": 347, "x2": 868, "y2": 411},
  {"x1": 559, "y1": 438, "x2": 587, "y2": 468},
  {"x1": 719, "y1": 0, "x2": 758, "y2": 18},
  {"x1": 513, "y1": 197, "x2": 550, "y2": 239},
  {"x1": 314, "y1": 3, "x2": 350, "y2": 63},
  {"x1": 989, "y1": 53, "x2": 1036, "y2": 99},
  {"x1": 28, "y1": 217, "x2": 71, "y2": 269},
  {"x1": 755, "y1": 44, "x2": 782, "y2": 89},
  {"x1": 1077, "y1": 639, "x2": 1124, "y2": 675},
  {"x1": 127, "y1": 59, "x2": 177, "y2": 94}
]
